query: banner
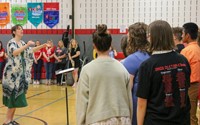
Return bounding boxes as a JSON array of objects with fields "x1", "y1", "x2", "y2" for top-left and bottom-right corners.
[
  {"x1": 11, "y1": 4, "x2": 28, "y2": 26},
  {"x1": 43, "y1": 2, "x2": 59, "y2": 28},
  {"x1": 0, "y1": 3, "x2": 10, "y2": 28},
  {"x1": 28, "y1": 3, "x2": 43, "y2": 27}
]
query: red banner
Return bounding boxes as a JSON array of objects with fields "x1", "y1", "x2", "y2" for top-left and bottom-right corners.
[
  {"x1": 43, "y1": 2, "x2": 59, "y2": 28},
  {"x1": 44, "y1": 2, "x2": 59, "y2": 11}
]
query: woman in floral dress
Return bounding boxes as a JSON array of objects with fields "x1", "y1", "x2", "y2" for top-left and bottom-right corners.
[{"x1": 2, "y1": 24, "x2": 49, "y2": 125}]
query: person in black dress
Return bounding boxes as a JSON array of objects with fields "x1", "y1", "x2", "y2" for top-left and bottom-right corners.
[{"x1": 68, "y1": 39, "x2": 80, "y2": 87}]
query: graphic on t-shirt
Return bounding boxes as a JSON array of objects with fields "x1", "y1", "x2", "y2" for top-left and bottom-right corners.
[
  {"x1": 156, "y1": 63, "x2": 187, "y2": 108},
  {"x1": 161, "y1": 71, "x2": 174, "y2": 107},
  {"x1": 47, "y1": 48, "x2": 51, "y2": 56},
  {"x1": 176, "y1": 69, "x2": 186, "y2": 108}
]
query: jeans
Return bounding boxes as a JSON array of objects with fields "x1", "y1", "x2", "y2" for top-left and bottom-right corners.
[
  {"x1": 0, "y1": 61, "x2": 5, "y2": 79},
  {"x1": 55, "y1": 63, "x2": 66, "y2": 83},
  {"x1": 33, "y1": 59, "x2": 43, "y2": 80},
  {"x1": 44, "y1": 62, "x2": 53, "y2": 80}
]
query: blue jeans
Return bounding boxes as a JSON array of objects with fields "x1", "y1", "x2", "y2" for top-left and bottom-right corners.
[
  {"x1": 0, "y1": 61, "x2": 5, "y2": 79},
  {"x1": 33, "y1": 59, "x2": 43, "y2": 80},
  {"x1": 44, "y1": 62, "x2": 53, "y2": 80}
]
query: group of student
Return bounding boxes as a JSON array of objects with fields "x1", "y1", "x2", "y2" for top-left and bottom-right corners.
[
  {"x1": 31, "y1": 38, "x2": 81, "y2": 87},
  {"x1": 76, "y1": 21, "x2": 200, "y2": 125}
]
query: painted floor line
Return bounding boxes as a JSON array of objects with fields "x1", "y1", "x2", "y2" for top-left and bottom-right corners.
[{"x1": 14, "y1": 92, "x2": 75, "y2": 121}]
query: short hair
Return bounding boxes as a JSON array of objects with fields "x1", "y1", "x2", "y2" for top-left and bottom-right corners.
[
  {"x1": 148, "y1": 20, "x2": 175, "y2": 52},
  {"x1": 127, "y1": 22, "x2": 149, "y2": 55},
  {"x1": 183, "y1": 22, "x2": 198, "y2": 40},
  {"x1": 120, "y1": 35, "x2": 128, "y2": 57},
  {"x1": 11, "y1": 24, "x2": 23, "y2": 38},
  {"x1": 92, "y1": 24, "x2": 112, "y2": 52},
  {"x1": 172, "y1": 27, "x2": 182, "y2": 41}
]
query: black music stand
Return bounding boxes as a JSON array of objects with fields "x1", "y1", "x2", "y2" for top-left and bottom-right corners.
[{"x1": 56, "y1": 68, "x2": 74, "y2": 125}]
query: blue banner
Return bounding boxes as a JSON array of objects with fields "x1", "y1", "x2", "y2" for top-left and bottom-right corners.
[
  {"x1": 43, "y1": 3, "x2": 59, "y2": 28},
  {"x1": 28, "y1": 3, "x2": 43, "y2": 27}
]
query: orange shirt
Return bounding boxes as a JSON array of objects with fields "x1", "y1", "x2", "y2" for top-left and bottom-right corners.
[{"x1": 181, "y1": 41, "x2": 200, "y2": 83}]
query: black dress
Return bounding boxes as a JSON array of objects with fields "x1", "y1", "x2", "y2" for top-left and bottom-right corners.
[{"x1": 69, "y1": 46, "x2": 80, "y2": 68}]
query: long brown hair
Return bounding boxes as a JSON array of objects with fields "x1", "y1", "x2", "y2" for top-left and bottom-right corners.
[
  {"x1": 127, "y1": 22, "x2": 149, "y2": 55},
  {"x1": 148, "y1": 20, "x2": 175, "y2": 52}
]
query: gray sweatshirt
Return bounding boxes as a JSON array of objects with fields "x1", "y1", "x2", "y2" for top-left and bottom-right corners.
[{"x1": 76, "y1": 57, "x2": 133, "y2": 125}]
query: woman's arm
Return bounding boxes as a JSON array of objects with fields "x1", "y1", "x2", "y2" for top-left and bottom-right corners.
[
  {"x1": 68, "y1": 53, "x2": 72, "y2": 60},
  {"x1": 43, "y1": 51, "x2": 50, "y2": 62},
  {"x1": 13, "y1": 41, "x2": 34, "y2": 56},
  {"x1": 32, "y1": 43, "x2": 48, "y2": 53},
  {"x1": 71, "y1": 51, "x2": 80, "y2": 59},
  {"x1": 129, "y1": 74, "x2": 134, "y2": 89},
  {"x1": 37, "y1": 52, "x2": 42, "y2": 60},
  {"x1": 0, "y1": 51, "x2": 4, "y2": 57},
  {"x1": 33, "y1": 53, "x2": 37, "y2": 64},
  {"x1": 137, "y1": 97, "x2": 147, "y2": 125},
  {"x1": 58, "y1": 53, "x2": 66, "y2": 59},
  {"x1": 114, "y1": 49, "x2": 117, "y2": 56},
  {"x1": 54, "y1": 53, "x2": 61, "y2": 61}
]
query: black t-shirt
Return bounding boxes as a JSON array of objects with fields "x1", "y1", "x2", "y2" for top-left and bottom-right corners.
[
  {"x1": 136, "y1": 51, "x2": 191, "y2": 125},
  {"x1": 176, "y1": 44, "x2": 185, "y2": 53},
  {"x1": 69, "y1": 46, "x2": 80, "y2": 68}
]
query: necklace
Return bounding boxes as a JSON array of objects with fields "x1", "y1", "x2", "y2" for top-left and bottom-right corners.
[{"x1": 152, "y1": 50, "x2": 174, "y2": 55}]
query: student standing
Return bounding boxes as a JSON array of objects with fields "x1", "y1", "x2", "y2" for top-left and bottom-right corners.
[
  {"x1": 68, "y1": 39, "x2": 80, "y2": 87},
  {"x1": 76, "y1": 24, "x2": 132, "y2": 125},
  {"x1": 137, "y1": 20, "x2": 191, "y2": 125},
  {"x1": 123, "y1": 22, "x2": 150, "y2": 125},
  {"x1": 0, "y1": 41, "x2": 5, "y2": 83},
  {"x1": 181, "y1": 22, "x2": 200, "y2": 125},
  {"x1": 33, "y1": 40, "x2": 43, "y2": 85}
]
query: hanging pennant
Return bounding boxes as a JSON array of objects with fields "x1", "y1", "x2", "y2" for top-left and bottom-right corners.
[
  {"x1": 0, "y1": 3, "x2": 10, "y2": 28},
  {"x1": 11, "y1": 4, "x2": 28, "y2": 26},
  {"x1": 28, "y1": 3, "x2": 43, "y2": 27},
  {"x1": 43, "y1": 2, "x2": 59, "y2": 28}
]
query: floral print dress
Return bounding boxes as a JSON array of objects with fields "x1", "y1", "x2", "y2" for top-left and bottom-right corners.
[{"x1": 2, "y1": 39, "x2": 33, "y2": 108}]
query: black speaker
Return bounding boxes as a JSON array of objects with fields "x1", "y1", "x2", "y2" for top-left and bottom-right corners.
[{"x1": 62, "y1": 25, "x2": 70, "y2": 48}]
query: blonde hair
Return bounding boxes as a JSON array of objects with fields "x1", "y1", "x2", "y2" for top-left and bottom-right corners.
[
  {"x1": 58, "y1": 40, "x2": 65, "y2": 48},
  {"x1": 68, "y1": 39, "x2": 78, "y2": 52}
]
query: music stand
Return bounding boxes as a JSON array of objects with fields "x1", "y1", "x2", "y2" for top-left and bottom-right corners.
[{"x1": 56, "y1": 68, "x2": 74, "y2": 125}]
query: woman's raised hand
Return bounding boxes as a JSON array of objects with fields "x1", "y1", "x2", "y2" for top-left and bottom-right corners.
[
  {"x1": 44, "y1": 43, "x2": 51, "y2": 48},
  {"x1": 27, "y1": 40, "x2": 35, "y2": 46}
]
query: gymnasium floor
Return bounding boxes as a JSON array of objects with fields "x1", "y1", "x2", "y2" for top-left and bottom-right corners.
[{"x1": 0, "y1": 84, "x2": 76, "y2": 125}]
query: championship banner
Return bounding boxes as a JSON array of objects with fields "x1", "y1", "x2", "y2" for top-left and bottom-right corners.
[
  {"x1": 43, "y1": 2, "x2": 59, "y2": 28},
  {"x1": 11, "y1": 4, "x2": 28, "y2": 26},
  {"x1": 0, "y1": 3, "x2": 10, "y2": 28},
  {"x1": 28, "y1": 3, "x2": 43, "y2": 27}
]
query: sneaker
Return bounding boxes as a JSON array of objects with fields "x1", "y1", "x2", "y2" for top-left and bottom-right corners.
[
  {"x1": 72, "y1": 83, "x2": 76, "y2": 88},
  {"x1": 46, "y1": 79, "x2": 49, "y2": 85},
  {"x1": 33, "y1": 81, "x2": 37, "y2": 85},
  {"x1": 48, "y1": 80, "x2": 51, "y2": 85},
  {"x1": 12, "y1": 120, "x2": 20, "y2": 125},
  {"x1": 36, "y1": 81, "x2": 40, "y2": 85}
]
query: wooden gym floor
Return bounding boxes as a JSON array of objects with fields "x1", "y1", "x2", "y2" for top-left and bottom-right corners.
[{"x1": 0, "y1": 84, "x2": 76, "y2": 125}]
